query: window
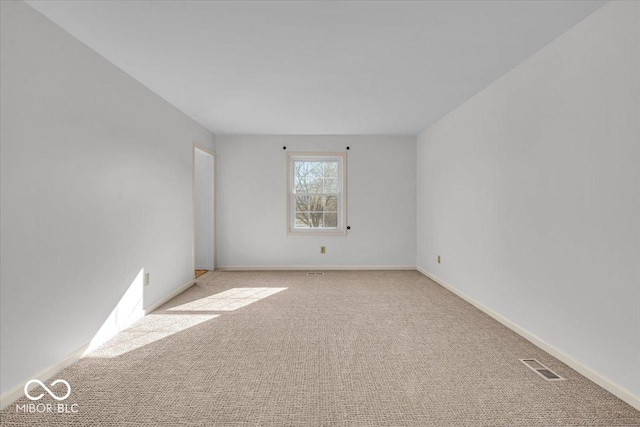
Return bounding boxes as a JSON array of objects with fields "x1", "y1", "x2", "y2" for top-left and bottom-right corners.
[{"x1": 287, "y1": 152, "x2": 346, "y2": 234}]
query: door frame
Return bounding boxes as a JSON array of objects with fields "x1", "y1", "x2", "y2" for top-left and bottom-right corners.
[{"x1": 193, "y1": 142, "x2": 216, "y2": 274}]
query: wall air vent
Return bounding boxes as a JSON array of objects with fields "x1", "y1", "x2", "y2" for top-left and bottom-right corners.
[
  {"x1": 306, "y1": 272, "x2": 324, "y2": 275},
  {"x1": 520, "y1": 359, "x2": 564, "y2": 381}
]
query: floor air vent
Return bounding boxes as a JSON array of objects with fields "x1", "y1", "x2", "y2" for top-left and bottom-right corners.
[
  {"x1": 520, "y1": 359, "x2": 564, "y2": 381},
  {"x1": 306, "y1": 272, "x2": 324, "y2": 275}
]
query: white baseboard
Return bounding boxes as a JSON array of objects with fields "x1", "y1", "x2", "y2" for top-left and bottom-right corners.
[
  {"x1": 144, "y1": 279, "x2": 195, "y2": 315},
  {"x1": 416, "y1": 266, "x2": 640, "y2": 411},
  {"x1": 0, "y1": 343, "x2": 89, "y2": 410},
  {"x1": 0, "y1": 278, "x2": 196, "y2": 410},
  {"x1": 6, "y1": 270, "x2": 636, "y2": 412},
  {"x1": 216, "y1": 265, "x2": 417, "y2": 271}
]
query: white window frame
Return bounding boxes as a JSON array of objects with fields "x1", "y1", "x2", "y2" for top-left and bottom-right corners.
[{"x1": 286, "y1": 152, "x2": 347, "y2": 236}]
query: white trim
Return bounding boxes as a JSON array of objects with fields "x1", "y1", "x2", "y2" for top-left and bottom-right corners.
[
  {"x1": 143, "y1": 279, "x2": 195, "y2": 315},
  {"x1": 416, "y1": 266, "x2": 640, "y2": 411},
  {"x1": 0, "y1": 278, "x2": 196, "y2": 410},
  {"x1": 286, "y1": 151, "x2": 347, "y2": 236},
  {"x1": 6, "y1": 268, "x2": 636, "y2": 412},
  {"x1": 0, "y1": 343, "x2": 89, "y2": 410},
  {"x1": 193, "y1": 142, "x2": 216, "y2": 273},
  {"x1": 216, "y1": 265, "x2": 416, "y2": 271}
]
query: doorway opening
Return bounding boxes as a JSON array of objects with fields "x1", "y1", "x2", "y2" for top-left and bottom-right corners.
[{"x1": 194, "y1": 146, "x2": 215, "y2": 276}]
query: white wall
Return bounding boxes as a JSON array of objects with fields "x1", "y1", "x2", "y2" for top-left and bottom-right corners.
[
  {"x1": 216, "y1": 135, "x2": 416, "y2": 268},
  {"x1": 194, "y1": 148, "x2": 215, "y2": 270},
  {"x1": 0, "y1": 1, "x2": 214, "y2": 395},
  {"x1": 417, "y1": 0, "x2": 639, "y2": 400}
]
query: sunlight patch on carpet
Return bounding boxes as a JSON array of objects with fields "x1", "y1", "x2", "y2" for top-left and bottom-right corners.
[
  {"x1": 168, "y1": 287, "x2": 287, "y2": 312},
  {"x1": 86, "y1": 313, "x2": 218, "y2": 358}
]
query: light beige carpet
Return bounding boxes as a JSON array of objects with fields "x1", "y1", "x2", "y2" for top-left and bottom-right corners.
[{"x1": 2, "y1": 271, "x2": 639, "y2": 426}]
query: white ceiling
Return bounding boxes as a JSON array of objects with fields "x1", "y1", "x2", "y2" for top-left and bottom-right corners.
[{"x1": 26, "y1": 0, "x2": 605, "y2": 135}]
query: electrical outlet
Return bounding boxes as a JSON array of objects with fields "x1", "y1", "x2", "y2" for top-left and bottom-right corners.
[
  {"x1": 320, "y1": 246, "x2": 326, "y2": 254},
  {"x1": 437, "y1": 255, "x2": 441, "y2": 264},
  {"x1": 144, "y1": 273, "x2": 150, "y2": 286}
]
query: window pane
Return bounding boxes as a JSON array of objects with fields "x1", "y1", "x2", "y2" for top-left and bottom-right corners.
[
  {"x1": 294, "y1": 160, "x2": 340, "y2": 194},
  {"x1": 322, "y1": 178, "x2": 337, "y2": 193},
  {"x1": 297, "y1": 211, "x2": 341, "y2": 229},
  {"x1": 293, "y1": 161, "x2": 308, "y2": 192},
  {"x1": 309, "y1": 196, "x2": 324, "y2": 212},
  {"x1": 324, "y1": 213, "x2": 338, "y2": 228},
  {"x1": 295, "y1": 213, "x2": 312, "y2": 228},
  {"x1": 323, "y1": 196, "x2": 338, "y2": 211},
  {"x1": 297, "y1": 212, "x2": 328, "y2": 228},
  {"x1": 312, "y1": 163, "x2": 324, "y2": 191},
  {"x1": 323, "y1": 161, "x2": 338, "y2": 178},
  {"x1": 314, "y1": 212, "x2": 325, "y2": 227},
  {"x1": 294, "y1": 161, "x2": 323, "y2": 193},
  {"x1": 294, "y1": 196, "x2": 309, "y2": 212}
]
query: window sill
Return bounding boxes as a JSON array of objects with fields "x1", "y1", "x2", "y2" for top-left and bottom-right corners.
[{"x1": 287, "y1": 230, "x2": 347, "y2": 236}]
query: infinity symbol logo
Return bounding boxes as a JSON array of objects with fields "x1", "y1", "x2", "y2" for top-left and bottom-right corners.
[{"x1": 24, "y1": 379, "x2": 71, "y2": 401}]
